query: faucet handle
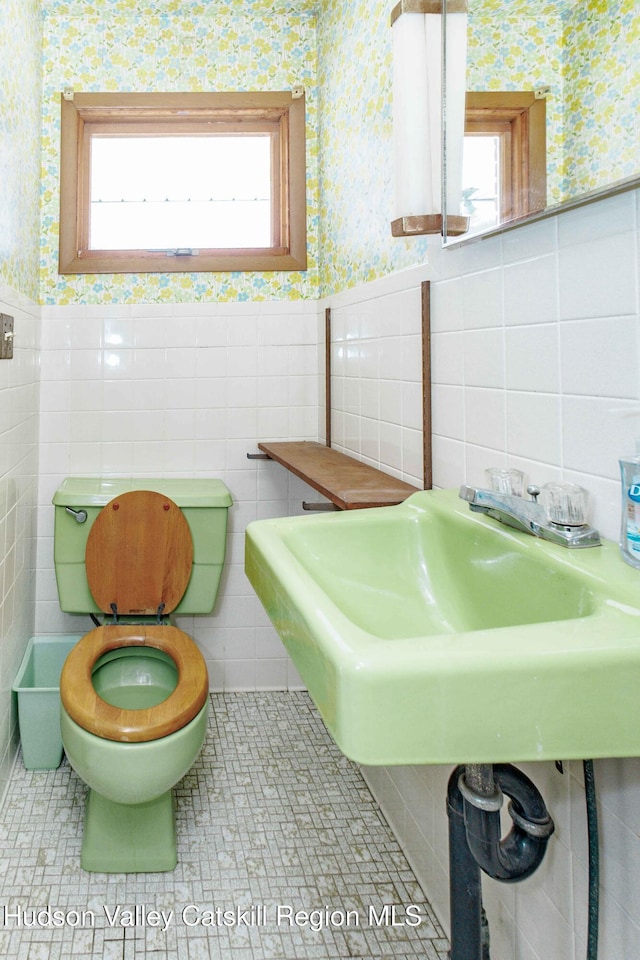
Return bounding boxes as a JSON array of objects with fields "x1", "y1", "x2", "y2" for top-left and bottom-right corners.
[
  {"x1": 485, "y1": 467, "x2": 525, "y2": 497},
  {"x1": 540, "y1": 482, "x2": 589, "y2": 527}
]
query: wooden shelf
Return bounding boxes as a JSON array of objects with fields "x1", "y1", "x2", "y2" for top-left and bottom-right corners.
[{"x1": 257, "y1": 441, "x2": 420, "y2": 510}]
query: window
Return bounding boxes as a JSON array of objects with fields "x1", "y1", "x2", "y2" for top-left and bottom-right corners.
[
  {"x1": 462, "y1": 92, "x2": 546, "y2": 231},
  {"x1": 59, "y1": 91, "x2": 307, "y2": 274}
]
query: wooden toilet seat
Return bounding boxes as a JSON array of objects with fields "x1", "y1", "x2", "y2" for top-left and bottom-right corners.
[
  {"x1": 85, "y1": 490, "x2": 194, "y2": 618},
  {"x1": 61, "y1": 491, "x2": 208, "y2": 743},
  {"x1": 60, "y1": 625, "x2": 209, "y2": 742}
]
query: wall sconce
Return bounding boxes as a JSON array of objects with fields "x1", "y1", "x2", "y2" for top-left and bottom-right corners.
[{"x1": 390, "y1": 0, "x2": 469, "y2": 238}]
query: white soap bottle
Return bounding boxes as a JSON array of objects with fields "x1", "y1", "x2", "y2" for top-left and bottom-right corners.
[{"x1": 620, "y1": 447, "x2": 640, "y2": 568}]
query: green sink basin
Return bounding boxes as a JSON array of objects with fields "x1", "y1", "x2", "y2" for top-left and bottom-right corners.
[{"x1": 245, "y1": 489, "x2": 640, "y2": 765}]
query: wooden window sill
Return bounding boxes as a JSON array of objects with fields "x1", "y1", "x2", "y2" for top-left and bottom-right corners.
[{"x1": 257, "y1": 441, "x2": 420, "y2": 510}]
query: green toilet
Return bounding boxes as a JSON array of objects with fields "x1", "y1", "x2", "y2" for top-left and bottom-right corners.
[{"x1": 52, "y1": 478, "x2": 232, "y2": 873}]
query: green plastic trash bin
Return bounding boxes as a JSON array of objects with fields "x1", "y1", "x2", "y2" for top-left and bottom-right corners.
[{"x1": 13, "y1": 636, "x2": 80, "y2": 770}]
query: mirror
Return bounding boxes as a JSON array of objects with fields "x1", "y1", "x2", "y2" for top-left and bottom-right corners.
[{"x1": 443, "y1": 0, "x2": 640, "y2": 243}]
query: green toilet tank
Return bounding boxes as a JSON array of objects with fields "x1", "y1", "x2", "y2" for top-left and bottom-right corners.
[{"x1": 52, "y1": 477, "x2": 233, "y2": 615}]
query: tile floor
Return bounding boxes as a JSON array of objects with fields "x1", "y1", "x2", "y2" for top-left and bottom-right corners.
[{"x1": 0, "y1": 692, "x2": 449, "y2": 960}]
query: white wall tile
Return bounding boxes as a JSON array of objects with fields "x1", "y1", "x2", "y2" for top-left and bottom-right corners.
[
  {"x1": 506, "y1": 392, "x2": 562, "y2": 465},
  {"x1": 562, "y1": 395, "x2": 637, "y2": 481},
  {"x1": 502, "y1": 217, "x2": 557, "y2": 264},
  {"x1": 402, "y1": 380, "x2": 423, "y2": 432},
  {"x1": 504, "y1": 254, "x2": 559, "y2": 327},
  {"x1": 0, "y1": 290, "x2": 40, "y2": 805},
  {"x1": 35, "y1": 303, "x2": 320, "y2": 696},
  {"x1": 402, "y1": 333, "x2": 423, "y2": 382},
  {"x1": 379, "y1": 421, "x2": 403, "y2": 471},
  {"x1": 432, "y1": 435, "x2": 465, "y2": 488},
  {"x1": 558, "y1": 190, "x2": 637, "y2": 245},
  {"x1": 379, "y1": 379, "x2": 402, "y2": 425},
  {"x1": 596, "y1": 756, "x2": 640, "y2": 839},
  {"x1": 464, "y1": 387, "x2": 506, "y2": 449},
  {"x1": 360, "y1": 379, "x2": 380, "y2": 421},
  {"x1": 464, "y1": 442, "x2": 508, "y2": 488},
  {"x1": 361, "y1": 417, "x2": 380, "y2": 463},
  {"x1": 379, "y1": 336, "x2": 403, "y2": 381},
  {"x1": 327, "y1": 287, "x2": 429, "y2": 487},
  {"x1": 559, "y1": 232, "x2": 638, "y2": 320},
  {"x1": 360, "y1": 340, "x2": 380, "y2": 379},
  {"x1": 401, "y1": 427, "x2": 424, "y2": 484},
  {"x1": 463, "y1": 328, "x2": 505, "y2": 388},
  {"x1": 429, "y1": 278, "x2": 464, "y2": 332},
  {"x1": 432, "y1": 384, "x2": 465, "y2": 442},
  {"x1": 505, "y1": 324, "x2": 560, "y2": 394},
  {"x1": 431, "y1": 331, "x2": 464, "y2": 386},
  {"x1": 560, "y1": 316, "x2": 639, "y2": 399},
  {"x1": 462, "y1": 269, "x2": 504, "y2": 329}
]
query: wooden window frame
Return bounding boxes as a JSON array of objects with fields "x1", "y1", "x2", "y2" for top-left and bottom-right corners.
[
  {"x1": 465, "y1": 91, "x2": 546, "y2": 223},
  {"x1": 59, "y1": 91, "x2": 307, "y2": 274}
]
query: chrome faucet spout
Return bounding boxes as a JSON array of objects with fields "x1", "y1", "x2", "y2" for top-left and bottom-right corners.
[{"x1": 459, "y1": 485, "x2": 601, "y2": 549}]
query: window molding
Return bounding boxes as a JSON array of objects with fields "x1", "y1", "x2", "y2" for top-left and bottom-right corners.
[
  {"x1": 465, "y1": 91, "x2": 547, "y2": 222},
  {"x1": 59, "y1": 91, "x2": 307, "y2": 275}
]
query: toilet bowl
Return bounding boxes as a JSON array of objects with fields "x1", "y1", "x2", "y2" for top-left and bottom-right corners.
[
  {"x1": 53, "y1": 484, "x2": 232, "y2": 873},
  {"x1": 61, "y1": 623, "x2": 208, "y2": 746}
]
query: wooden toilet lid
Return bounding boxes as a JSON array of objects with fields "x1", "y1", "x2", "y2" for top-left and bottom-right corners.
[
  {"x1": 60, "y1": 624, "x2": 209, "y2": 742},
  {"x1": 85, "y1": 490, "x2": 193, "y2": 616}
]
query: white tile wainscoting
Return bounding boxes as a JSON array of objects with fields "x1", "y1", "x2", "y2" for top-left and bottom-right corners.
[
  {"x1": 0, "y1": 285, "x2": 41, "y2": 810},
  {"x1": 34, "y1": 299, "x2": 321, "y2": 694}
]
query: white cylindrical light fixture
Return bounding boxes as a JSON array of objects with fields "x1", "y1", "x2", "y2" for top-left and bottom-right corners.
[
  {"x1": 390, "y1": 0, "x2": 469, "y2": 238},
  {"x1": 391, "y1": 0, "x2": 442, "y2": 236}
]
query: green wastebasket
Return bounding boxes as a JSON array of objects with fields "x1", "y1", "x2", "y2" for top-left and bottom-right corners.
[{"x1": 13, "y1": 636, "x2": 80, "y2": 770}]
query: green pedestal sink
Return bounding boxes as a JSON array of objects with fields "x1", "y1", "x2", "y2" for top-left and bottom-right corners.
[{"x1": 245, "y1": 489, "x2": 640, "y2": 765}]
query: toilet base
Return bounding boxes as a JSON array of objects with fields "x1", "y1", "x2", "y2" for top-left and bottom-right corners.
[{"x1": 81, "y1": 789, "x2": 177, "y2": 873}]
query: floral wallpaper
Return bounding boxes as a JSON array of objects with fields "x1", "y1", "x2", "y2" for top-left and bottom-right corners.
[
  {"x1": 563, "y1": 0, "x2": 640, "y2": 197},
  {"x1": 1, "y1": 1, "x2": 636, "y2": 304},
  {"x1": 466, "y1": 8, "x2": 566, "y2": 207},
  {"x1": 468, "y1": 0, "x2": 640, "y2": 205},
  {"x1": 317, "y1": 0, "x2": 429, "y2": 298},
  {"x1": 317, "y1": 0, "x2": 639, "y2": 297},
  {"x1": 40, "y1": 0, "x2": 320, "y2": 304},
  {"x1": 0, "y1": 0, "x2": 42, "y2": 302},
  {"x1": 44, "y1": 0, "x2": 318, "y2": 13}
]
